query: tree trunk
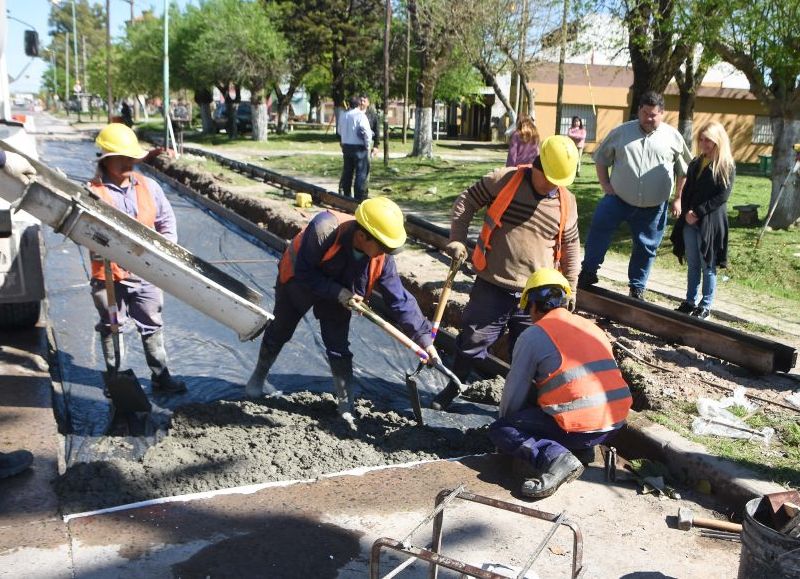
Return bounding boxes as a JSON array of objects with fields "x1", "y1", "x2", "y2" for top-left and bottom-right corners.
[
  {"x1": 273, "y1": 86, "x2": 294, "y2": 135},
  {"x1": 199, "y1": 103, "x2": 213, "y2": 135},
  {"x1": 677, "y1": 89, "x2": 695, "y2": 146},
  {"x1": 308, "y1": 91, "x2": 320, "y2": 123},
  {"x1": 767, "y1": 117, "x2": 800, "y2": 230},
  {"x1": 475, "y1": 62, "x2": 514, "y2": 118},
  {"x1": 411, "y1": 77, "x2": 436, "y2": 157},
  {"x1": 251, "y1": 91, "x2": 269, "y2": 142}
]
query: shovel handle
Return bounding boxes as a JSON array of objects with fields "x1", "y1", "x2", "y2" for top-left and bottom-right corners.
[
  {"x1": 103, "y1": 260, "x2": 121, "y2": 334},
  {"x1": 430, "y1": 255, "x2": 464, "y2": 338},
  {"x1": 350, "y1": 301, "x2": 430, "y2": 361}
]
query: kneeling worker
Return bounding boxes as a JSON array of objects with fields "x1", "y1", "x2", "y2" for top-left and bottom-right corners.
[
  {"x1": 246, "y1": 198, "x2": 439, "y2": 423},
  {"x1": 489, "y1": 268, "x2": 632, "y2": 499}
]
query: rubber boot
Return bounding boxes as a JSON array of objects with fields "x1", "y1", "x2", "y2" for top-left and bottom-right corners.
[
  {"x1": 0, "y1": 449, "x2": 34, "y2": 479},
  {"x1": 141, "y1": 330, "x2": 187, "y2": 394},
  {"x1": 245, "y1": 342, "x2": 280, "y2": 399},
  {"x1": 431, "y1": 351, "x2": 471, "y2": 411},
  {"x1": 329, "y1": 356, "x2": 356, "y2": 428},
  {"x1": 520, "y1": 452, "x2": 584, "y2": 500},
  {"x1": 100, "y1": 332, "x2": 124, "y2": 373}
]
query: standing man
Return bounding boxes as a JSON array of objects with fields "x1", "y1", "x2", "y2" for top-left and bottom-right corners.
[
  {"x1": 89, "y1": 123, "x2": 186, "y2": 395},
  {"x1": 434, "y1": 136, "x2": 581, "y2": 410},
  {"x1": 0, "y1": 149, "x2": 38, "y2": 479},
  {"x1": 339, "y1": 96, "x2": 373, "y2": 201},
  {"x1": 361, "y1": 95, "x2": 380, "y2": 161},
  {"x1": 489, "y1": 268, "x2": 631, "y2": 499},
  {"x1": 578, "y1": 91, "x2": 692, "y2": 299},
  {"x1": 246, "y1": 197, "x2": 438, "y2": 426}
]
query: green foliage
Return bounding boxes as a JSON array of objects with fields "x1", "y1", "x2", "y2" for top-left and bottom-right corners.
[
  {"x1": 434, "y1": 56, "x2": 484, "y2": 103},
  {"x1": 116, "y1": 11, "x2": 165, "y2": 96}
]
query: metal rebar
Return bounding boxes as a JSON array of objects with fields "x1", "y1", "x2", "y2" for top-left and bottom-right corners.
[{"x1": 516, "y1": 511, "x2": 566, "y2": 579}]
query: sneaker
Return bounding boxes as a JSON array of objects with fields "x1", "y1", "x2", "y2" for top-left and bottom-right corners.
[
  {"x1": 691, "y1": 307, "x2": 711, "y2": 320},
  {"x1": 0, "y1": 449, "x2": 34, "y2": 479},
  {"x1": 577, "y1": 271, "x2": 598, "y2": 289},
  {"x1": 629, "y1": 287, "x2": 645, "y2": 300},
  {"x1": 675, "y1": 301, "x2": 695, "y2": 314},
  {"x1": 520, "y1": 452, "x2": 584, "y2": 499}
]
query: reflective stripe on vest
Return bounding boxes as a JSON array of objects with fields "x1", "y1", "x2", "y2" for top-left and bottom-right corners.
[
  {"x1": 471, "y1": 165, "x2": 570, "y2": 272},
  {"x1": 278, "y1": 211, "x2": 385, "y2": 299},
  {"x1": 89, "y1": 173, "x2": 157, "y2": 282},
  {"x1": 534, "y1": 308, "x2": 632, "y2": 433}
]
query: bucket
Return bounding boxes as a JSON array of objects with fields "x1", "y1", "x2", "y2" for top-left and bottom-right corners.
[{"x1": 738, "y1": 497, "x2": 800, "y2": 578}]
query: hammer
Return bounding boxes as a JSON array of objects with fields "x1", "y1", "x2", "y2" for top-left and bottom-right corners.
[{"x1": 678, "y1": 507, "x2": 742, "y2": 533}]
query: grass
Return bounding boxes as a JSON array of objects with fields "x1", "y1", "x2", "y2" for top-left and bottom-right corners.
[{"x1": 172, "y1": 127, "x2": 800, "y2": 309}]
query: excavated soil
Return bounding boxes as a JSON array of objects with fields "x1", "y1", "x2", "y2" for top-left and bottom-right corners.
[{"x1": 56, "y1": 392, "x2": 494, "y2": 514}]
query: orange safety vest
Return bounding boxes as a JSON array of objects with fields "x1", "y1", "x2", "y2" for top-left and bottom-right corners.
[
  {"x1": 89, "y1": 172, "x2": 157, "y2": 282},
  {"x1": 278, "y1": 211, "x2": 385, "y2": 298},
  {"x1": 534, "y1": 308, "x2": 632, "y2": 433},
  {"x1": 472, "y1": 165, "x2": 570, "y2": 272}
]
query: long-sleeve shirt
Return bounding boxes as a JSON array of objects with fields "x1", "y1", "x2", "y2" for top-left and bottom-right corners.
[
  {"x1": 450, "y1": 167, "x2": 581, "y2": 291},
  {"x1": 339, "y1": 108, "x2": 373, "y2": 148},
  {"x1": 567, "y1": 127, "x2": 586, "y2": 149},
  {"x1": 505, "y1": 132, "x2": 540, "y2": 167},
  {"x1": 365, "y1": 108, "x2": 380, "y2": 149},
  {"x1": 292, "y1": 211, "x2": 433, "y2": 347},
  {"x1": 98, "y1": 171, "x2": 178, "y2": 243},
  {"x1": 499, "y1": 324, "x2": 561, "y2": 418},
  {"x1": 593, "y1": 120, "x2": 691, "y2": 208}
]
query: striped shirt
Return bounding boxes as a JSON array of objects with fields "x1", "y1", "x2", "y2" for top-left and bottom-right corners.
[{"x1": 450, "y1": 166, "x2": 580, "y2": 291}]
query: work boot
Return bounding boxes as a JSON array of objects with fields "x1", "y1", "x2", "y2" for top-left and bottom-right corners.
[
  {"x1": 431, "y1": 352, "x2": 470, "y2": 411},
  {"x1": 329, "y1": 355, "x2": 356, "y2": 423},
  {"x1": 577, "y1": 270, "x2": 598, "y2": 289},
  {"x1": 675, "y1": 301, "x2": 695, "y2": 314},
  {"x1": 141, "y1": 330, "x2": 187, "y2": 394},
  {"x1": 0, "y1": 449, "x2": 34, "y2": 479},
  {"x1": 629, "y1": 287, "x2": 645, "y2": 301},
  {"x1": 245, "y1": 343, "x2": 280, "y2": 399},
  {"x1": 520, "y1": 452, "x2": 584, "y2": 500}
]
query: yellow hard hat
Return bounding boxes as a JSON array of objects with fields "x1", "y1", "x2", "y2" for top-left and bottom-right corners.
[
  {"x1": 354, "y1": 197, "x2": 407, "y2": 252},
  {"x1": 95, "y1": 123, "x2": 147, "y2": 160},
  {"x1": 519, "y1": 268, "x2": 572, "y2": 310},
  {"x1": 539, "y1": 135, "x2": 579, "y2": 187}
]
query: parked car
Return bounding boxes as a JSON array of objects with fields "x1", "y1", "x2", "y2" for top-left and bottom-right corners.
[{"x1": 213, "y1": 101, "x2": 252, "y2": 133}]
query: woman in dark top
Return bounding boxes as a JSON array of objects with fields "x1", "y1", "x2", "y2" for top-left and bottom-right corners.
[
  {"x1": 670, "y1": 121, "x2": 735, "y2": 319},
  {"x1": 506, "y1": 114, "x2": 540, "y2": 167}
]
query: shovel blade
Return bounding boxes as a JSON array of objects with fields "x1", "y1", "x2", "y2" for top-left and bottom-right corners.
[
  {"x1": 405, "y1": 372, "x2": 425, "y2": 426},
  {"x1": 102, "y1": 368, "x2": 151, "y2": 413}
]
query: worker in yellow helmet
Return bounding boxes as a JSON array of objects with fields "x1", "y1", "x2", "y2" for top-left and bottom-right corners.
[
  {"x1": 433, "y1": 136, "x2": 581, "y2": 411},
  {"x1": 489, "y1": 268, "x2": 632, "y2": 499},
  {"x1": 246, "y1": 197, "x2": 439, "y2": 426},
  {"x1": 89, "y1": 123, "x2": 186, "y2": 396}
]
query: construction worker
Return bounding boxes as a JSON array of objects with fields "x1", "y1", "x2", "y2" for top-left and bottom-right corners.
[
  {"x1": 89, "y1": 123, "x2": 186, "y2": 395},
  {"x1": 434, "y1": 135, "x2": 581, "y2": 410},
  {"x1": 246, "y1": 197, "x2": 438, "y2": 424},
  {"x1": 0, "y1": 149, "x2": 37, "y2": 479},
  {"x1": 489, "y1": 269, "x2": 632, "y2": 499}
]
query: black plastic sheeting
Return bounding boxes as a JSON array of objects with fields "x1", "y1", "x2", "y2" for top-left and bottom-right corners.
[{"x1": 40, "y1": 140, "x2": 495, "y2": 466}]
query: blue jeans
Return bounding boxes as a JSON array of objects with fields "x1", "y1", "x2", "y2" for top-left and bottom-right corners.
[
  {"x1": 683, "y1": 224, "x2": 717, "y2": 309},
  {"x1": 340, "y1": 144, "x2": 369, "y2": 200},
  {"x1": 488, "y1": 406, "x2": 619, "y2": 470},
  {"x1": 581, "y1": 195, "x2": 669, "y2": 291}
]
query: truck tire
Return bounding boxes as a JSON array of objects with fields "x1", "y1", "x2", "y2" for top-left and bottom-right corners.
[{"x1": 0, "y1": 301, "x2": 41, "y2": 330}]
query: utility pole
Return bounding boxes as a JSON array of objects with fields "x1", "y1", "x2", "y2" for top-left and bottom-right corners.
[
  {"x1": 65, "y1": 32, "x2": 69, "y2": 104},
  {"x1": 163, "y1": 0, "x2": 170, "y2": 149},
  {"x1": 402, "y1": 5, "x2": 410, "y2": 144},
  {"x1": 82, "y1": 35, "x2": 87, "y2": 90},
  {"x1": 71, "y1": 0, "x2": 81, "y2": 122},
  {"x1": 382, "y1": 0, "x2": 391, "y2": 165},
  {"x1": 106, "y1": 0, "x2": 113, "y2": 122},
  {"x1": 554, "y1": 0, "x2": 569, "y2": 135}
]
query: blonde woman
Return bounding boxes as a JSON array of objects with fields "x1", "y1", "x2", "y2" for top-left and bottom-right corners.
[
  {"x1": 670, "y1": 122, "x2": 736, "y2": 319},
  {"x1": 506, "y1": 114, "x2": 540, "y2": 166}
]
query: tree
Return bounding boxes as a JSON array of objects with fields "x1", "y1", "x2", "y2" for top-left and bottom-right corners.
[
  {"x1": 674, "y1": 48, "x2": 717, "y2": 145},
  {"x1": 183, "y1": 0, "x2": 287, "y2": 140},
  {"x1": 115, "y1": 11, "x2": 165, "y2": 98},
  {"x1": 713, "y1": 0, "x2": 800, "y2": 229}
]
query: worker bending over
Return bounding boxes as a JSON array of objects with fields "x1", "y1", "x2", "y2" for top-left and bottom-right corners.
[
  {"x1": 246, "y1": 198, "x2": 438, "y2": 424},
  {"x1": 435, "y1": 136, "x2": 581, "y2": 410},
  {"x1": 89, "y1": 123, "x2": 186, "y2": 395},
  {"x1": 489, "y1": 269, "x2": 632, "y2": 499}
]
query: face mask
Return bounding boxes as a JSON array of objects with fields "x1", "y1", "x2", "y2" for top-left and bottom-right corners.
[{"x1": 352, "y1": 248, "x2": 366, "y2": 260}]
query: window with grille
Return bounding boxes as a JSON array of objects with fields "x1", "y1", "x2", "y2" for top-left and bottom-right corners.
[
  {"x1": 558, "y1": 105, "x2": 596, "y2": 142},
  {"x1": 752, "y1": 116, "x2": 774, "y2": 144}
]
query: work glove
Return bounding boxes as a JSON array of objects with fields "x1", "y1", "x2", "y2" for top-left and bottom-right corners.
[
  {"x1": 445, "y1": 241, "x2": 468, "y2": 262},
  {"x1": 424, "y1": 344, "x2": 440, "y2": 367},
  {"x1": 3, "y1": 152, "x2": 36, "y2": 185},
  {"x1": 337, "y1": 288, "x2": 363, "y2": 309}
]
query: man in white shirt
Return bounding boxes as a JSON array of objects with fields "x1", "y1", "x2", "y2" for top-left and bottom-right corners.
[{"x1": 339, "y1": 96, "x2": 373, "y2": 200}]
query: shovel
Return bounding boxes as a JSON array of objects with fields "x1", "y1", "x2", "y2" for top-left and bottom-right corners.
[
  {"x1": 348, "y1": 300, "x2": 463, "y2": 425},
  {"x1": 101, "y1": 260, "x2": 151, "y2": 415},
  {"x1": 430, "y1": 254, "x2": 465, "y2": 339}
]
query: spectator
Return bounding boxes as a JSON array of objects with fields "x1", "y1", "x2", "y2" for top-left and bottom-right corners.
[
  {"x1": 338, "y1": 96, "x2": 373, "y2": 200},
  {"x1": 567, "y1": 116, "x2": 587, "y2": 176},
  {"x1": 669, "y1": 121, "x2": 735, "y2": 320},
  {"x1": 120, "y1": 100, "x2": 133, "y2": 128},
  {"x1": 360, "y1": 95, "x2": 380, "y2": 195},
  {"x1": 506, "y1": 114, "x2": 540, "y2": 167},
  {"x1": 578, "y1": 91, "x2": 692, "y2": 300}
]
